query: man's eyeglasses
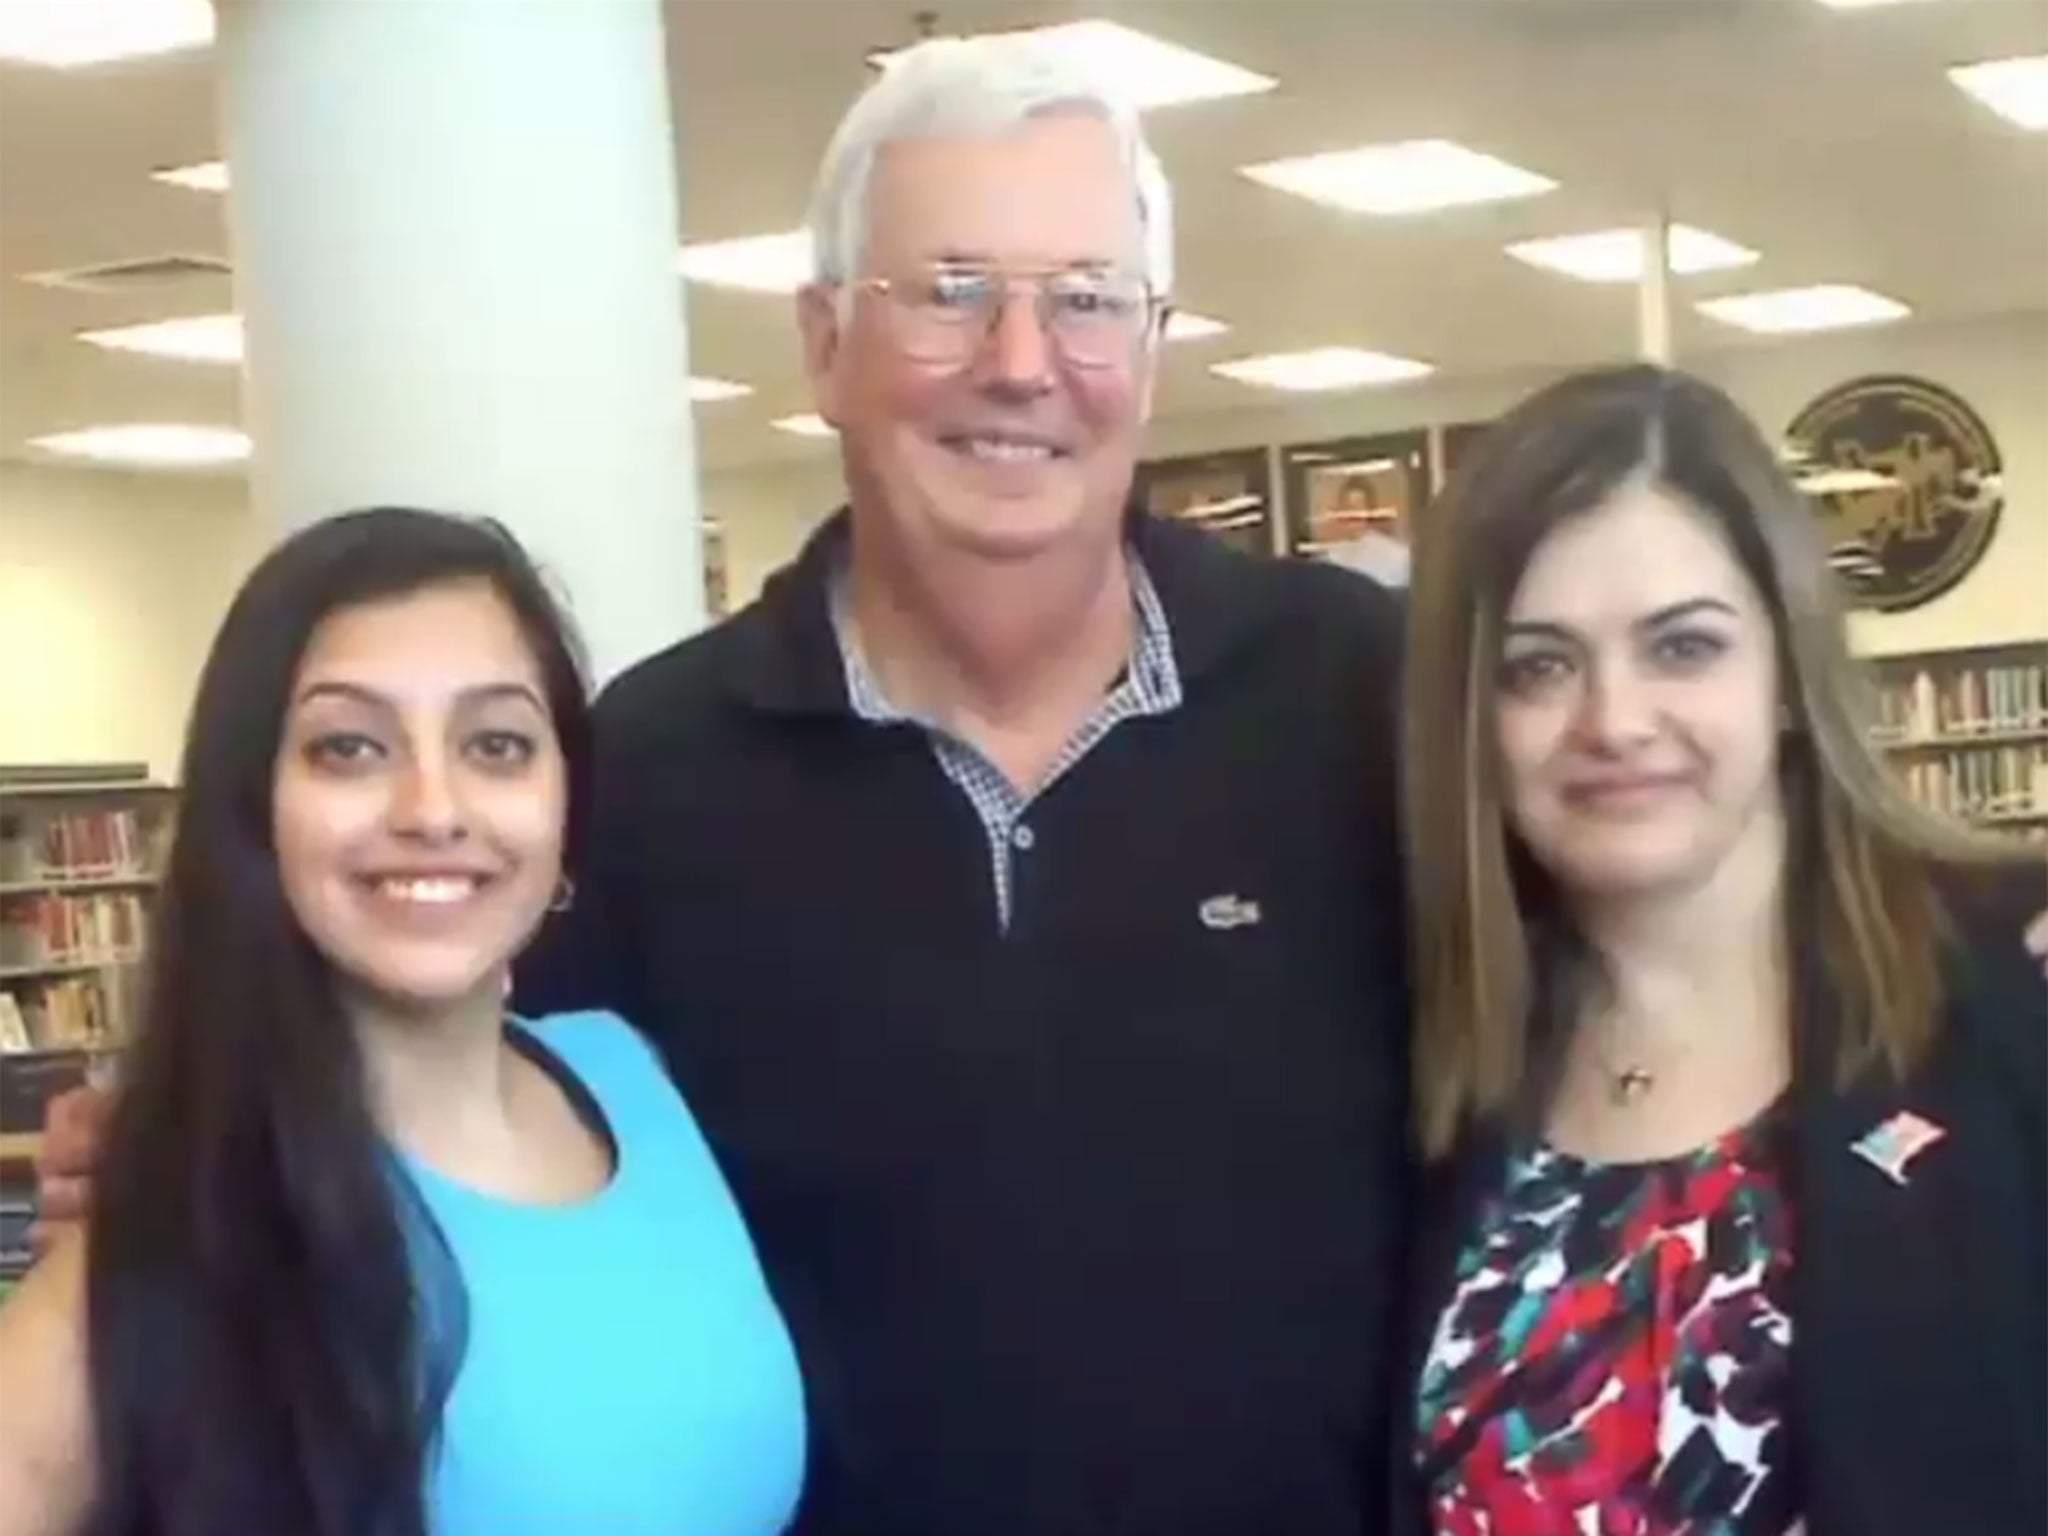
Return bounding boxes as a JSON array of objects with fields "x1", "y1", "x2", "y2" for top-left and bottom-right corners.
[{"x1": 853, "y1": 265, "x2": 1159, "y2": 370}]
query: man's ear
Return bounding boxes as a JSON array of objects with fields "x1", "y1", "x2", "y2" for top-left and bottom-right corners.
[
  {"x1": 1135, "y1": 303, "x2": 1168, "y2": 425},
  {"x1": 795, "y1": 284, "x2": 844, "y2": 426}
]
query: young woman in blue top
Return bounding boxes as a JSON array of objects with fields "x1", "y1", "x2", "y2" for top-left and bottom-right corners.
[{"x1": 0, "y1": 508, "x2": 806, "y2": 1536}]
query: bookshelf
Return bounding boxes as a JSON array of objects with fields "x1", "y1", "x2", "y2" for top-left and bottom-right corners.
[
  {"x1": 0, "y1": 769, "x2": 173, "y2": 1157},
  {"x1": 0, "y1": 872, "x2": 159, "y2": 897},
  {"x1": 1, "y1": 1148, "x2": 29, "y2": 1297},
  {"x1": 1864, "y1": 642, "x2": 2048, "y2": 835}
]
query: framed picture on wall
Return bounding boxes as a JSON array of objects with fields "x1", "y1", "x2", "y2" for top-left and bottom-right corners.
[
  {"x1": 1132, "y1": 446, "x2": 1277, "y2": 560},
  {"x1": 1280, "y1": 431, "x2": 1429, "y2": 584},
  {"x1": 1432, "y1": 418, "x2": 1495, "y2": 495},
  {"x1": 703, "y1": 522, "x2": 729, "y2": 621}
]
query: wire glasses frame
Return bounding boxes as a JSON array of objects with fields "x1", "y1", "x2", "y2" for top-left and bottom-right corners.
[{"x1": 851, "y1": 264, "x2": 1163, "y2": 370}]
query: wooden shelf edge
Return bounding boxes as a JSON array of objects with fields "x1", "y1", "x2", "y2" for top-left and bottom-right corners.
[
  {"x1": 0, "y1": 873, "x2": 159, "y2": 897},
  {"x1": 0, "y1": 783, "x2": 176, "y2": 801},
  {"x1": 1876, "y1": 726, "x2": 2048, "y2": 753},
  {"x1": 0, "y1": 956, "x2": 144, "y2": 983},
  {"x1": 0, "y1": 1132, "x2": 43, "y2": 1164}
]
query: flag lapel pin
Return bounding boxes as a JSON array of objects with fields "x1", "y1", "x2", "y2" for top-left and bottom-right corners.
[{"x1": 1851, "y1": 1110, "x2": 1948, "y2": 1186}]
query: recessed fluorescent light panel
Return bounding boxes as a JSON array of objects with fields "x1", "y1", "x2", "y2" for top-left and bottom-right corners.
[
  {"x1": 1241, "y1": 140, "x2": 1555, "y2": 216},
  {"x1": 75, "y1": 315, "x2": 752, "y2": 408},
  {"x1": 678, "y1": 230, "x2": 815, "y2": 294},
  {"x1": 874, "y1": 20, "x2": 1274, "y2": 110},
  {"x1": 1506, "y1": 225, "x2": 1759, "y2": 283},
  {"x1": 1949, "y1": 55, "x2": 2048, "y2": 131},
  {"x1": 1696, "y1": 284, "x2": 1910, "y2": 334},
  {"x1": 688, "y1": 377, "x2": 753, "y2": 403},
  {"x1": 0, "y1": 0, "x2": 212, "y2": 67},
  {"x1": 31, "y1": 424, "x2": 250, "y2": 467},
  {"x1": 772, "y1": 413, "x2": 838, "y2": 438},
  {"x1": 1164, "y1": 310, "x2": 1229, "y2": 341},
  {"x1": 79, "y1": 312, "x2": 242, "y2": 364},
  {"x1": 999, "y1": 20, "x2": 1274, "y2": 110},
  {"x1": 1211, "y1": 347, "x2": 1433, "y2": 393},
  {"x1": 152, "y1": 160, "x2": 229, "y2": 192}
]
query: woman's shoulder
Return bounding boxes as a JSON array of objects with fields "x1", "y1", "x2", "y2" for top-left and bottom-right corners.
[
  {"x1": 516, "y1": 1008, "x2": 665, "y2": 1075},
  {"x1": 511, "y1": 1010, "x2": 722, "y2": 1164},
  {"x1": 513, "y1": 1009, "x2": 689, "y2": 1121}
]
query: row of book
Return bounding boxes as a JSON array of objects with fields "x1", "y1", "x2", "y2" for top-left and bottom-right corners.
[
  {"x1": 1, "y1": 1180, "x2": 30, "y2": 1289},
  {"x1": 0, "y1": 1041, "x2": 104, "y2": 1135},
  {"x1": 1873, "y1": 663, "x2": 2048, "y2": 743},
  {"x1": 2, "y1": 1103, "x2": 40, "y2": 1285},
  {"x1": 0, "y1": 976, "x2": 124, "y2": 1052},
  {"x1": 0, "y1": 806, "x2": 161, "y2": 885},
  {"x1": 1896, "y1": 745, "x2": 2048, "y2": 823},
  {"x1": 0, "y1": 891, "x2": 149, "y2": 971}
]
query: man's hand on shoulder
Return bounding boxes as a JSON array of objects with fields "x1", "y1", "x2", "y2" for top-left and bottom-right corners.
[{"x1": 26, "y1": 1087, "x2": 108, "y2": 1256}]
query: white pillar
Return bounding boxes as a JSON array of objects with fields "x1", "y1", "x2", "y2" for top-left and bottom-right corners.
[
  {"x1": 216, "y1": 0, "x2": 703, "y2": 682},
  {"x1": 1636, "y1": 211, "x2": 1674, "y2": 365}
]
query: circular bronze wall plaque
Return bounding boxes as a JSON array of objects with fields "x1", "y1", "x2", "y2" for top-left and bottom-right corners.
[{"x1": 1786, "y1": 375, "x2": 2004, "y2": 613}]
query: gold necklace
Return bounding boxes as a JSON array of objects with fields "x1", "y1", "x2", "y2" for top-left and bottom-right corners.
[
  {"x1": 1599, "y1": 1057, "x2": 1659, "y2": 1106},
  {"x1": 1592, "y1": 1011, "x2": 1687, "y2": 1107}
]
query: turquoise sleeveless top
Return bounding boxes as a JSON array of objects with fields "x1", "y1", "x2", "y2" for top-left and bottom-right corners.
[{"x1": 398, "y1": 1010, "x2": 806, "y2": 1535}]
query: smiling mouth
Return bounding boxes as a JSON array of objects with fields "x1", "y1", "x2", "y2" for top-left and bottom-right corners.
[
  {"x1": 1567, "y1": 776, "x2": 1690, "y2": 804},
  {"x1": 938, "y1": 432, "x2": 1068, "y2": 464},
  {"x1": 360, "y1": 874, "x2": 496, "y2": 906}
]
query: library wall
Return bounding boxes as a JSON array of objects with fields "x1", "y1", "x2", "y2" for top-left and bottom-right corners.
[
  {"x1": 0, "y1": 462, "x2": 260, "y2": 781},
  {"x1": 1710, "y1": 314, "x2": 2048, "y2": 659},
  {"x1": 1144, "y1": 312, "x2": 2048, "y2": 658},
  {"x1": 704, "y1": 312, "x2": 2048, "y2": 646},
  {"x1": 1, "y1": 316, "x2": 2038, "y2": 779},
  {"x1": 702, "y1": 456, "x2": 847, "y2": 612}
]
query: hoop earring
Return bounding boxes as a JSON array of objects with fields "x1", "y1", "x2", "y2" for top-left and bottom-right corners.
[{"x1": 549, "y1": 876, "x2": 577, "y2": 914}]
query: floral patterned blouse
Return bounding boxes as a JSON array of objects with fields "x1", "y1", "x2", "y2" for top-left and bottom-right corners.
[{"x1": 1415, "y1": 1118, "x2": 1799, "y2": 1536}]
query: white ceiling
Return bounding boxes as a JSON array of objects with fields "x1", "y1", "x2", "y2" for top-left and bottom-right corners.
[{"x1": 1, "y1": 0, "x2": 2043, "y2": 475}]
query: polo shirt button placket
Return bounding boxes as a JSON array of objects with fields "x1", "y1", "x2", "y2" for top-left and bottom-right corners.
[{"x1": 1002, "y1": 821, "x2": 1037, "y2": 934}]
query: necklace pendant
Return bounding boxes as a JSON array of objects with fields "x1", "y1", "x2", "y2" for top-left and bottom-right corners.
[{"x1": 1610, "y1": 1066, "x2": 1656, "y2": 1105}]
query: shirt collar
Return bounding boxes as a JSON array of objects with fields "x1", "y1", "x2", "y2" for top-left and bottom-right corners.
[
  {"x1": 826, "y1": 543, "x2": 1182, "y2": 727},
  {"x1": 724, "y1": 504, "x2": 1256, "y2": 716}
]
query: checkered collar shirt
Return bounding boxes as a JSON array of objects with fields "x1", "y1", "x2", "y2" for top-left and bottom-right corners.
[{"x1": 829, "y1": 550, "x2": 1185, "y2": 932}]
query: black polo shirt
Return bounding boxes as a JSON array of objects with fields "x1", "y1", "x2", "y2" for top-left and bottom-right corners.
[{"x1": 517, "y1": 508, "x2": 1414, "y2": 1536}]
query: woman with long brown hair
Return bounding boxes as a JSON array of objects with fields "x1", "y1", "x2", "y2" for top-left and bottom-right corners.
[{"x1": 1397, "y1": 364, "x2": 2043, "y2": 1536}]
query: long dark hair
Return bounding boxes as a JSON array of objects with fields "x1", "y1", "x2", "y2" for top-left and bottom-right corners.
[{"x1": 85, "y1": 508, "x2": 592, "y2": 1535}]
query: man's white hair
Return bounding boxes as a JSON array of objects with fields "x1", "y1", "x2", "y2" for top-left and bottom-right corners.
[{"x1": 806, "y1": 34, "x2": 1175, "y2": 296}]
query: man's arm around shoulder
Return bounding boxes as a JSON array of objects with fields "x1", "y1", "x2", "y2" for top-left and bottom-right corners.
[{"x1": 0, "y1": 1229, "x2": 96, "y2": 1534}]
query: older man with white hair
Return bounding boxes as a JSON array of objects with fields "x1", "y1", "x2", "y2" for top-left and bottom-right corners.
[{"x1": 522, "y1": 34, "x2": 1414, "y2": 1536}]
